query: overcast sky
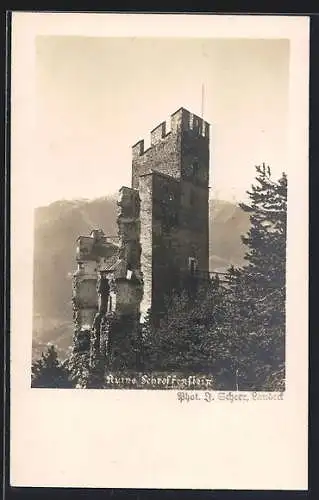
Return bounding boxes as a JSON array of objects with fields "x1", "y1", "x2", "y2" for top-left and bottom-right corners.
[{"x1": 35, "y1": 36, "x2": 289, "y2": 207}]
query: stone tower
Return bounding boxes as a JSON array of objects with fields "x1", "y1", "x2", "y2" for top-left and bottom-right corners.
[
  {"x1": 72, "y1": 107, "x2": 210, "y2": 368},
  {"x1": 132, "y1": 107, "x2": 210, "y2": 317}
]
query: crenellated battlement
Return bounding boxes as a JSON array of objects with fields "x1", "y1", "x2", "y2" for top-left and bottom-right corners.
[
  {"x1": 151, "y1": 121, "x2": 166, "y2": 145},
  {"x1": 132, "y1": 107, "x2": 210, "y2": 157}
]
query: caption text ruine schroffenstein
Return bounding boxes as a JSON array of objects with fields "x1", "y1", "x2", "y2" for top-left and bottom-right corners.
[{"x1": 104, "y1": 374, "x2": 284, "y2": 402}]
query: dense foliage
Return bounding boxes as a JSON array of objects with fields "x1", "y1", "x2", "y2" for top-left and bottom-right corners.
[{"x1": 31, "y1": 344, "x2": 74, "y2": 388}]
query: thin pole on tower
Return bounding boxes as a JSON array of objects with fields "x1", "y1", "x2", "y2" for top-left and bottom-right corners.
[{"x1": 201, "y1": 83, "x2": 205, "y2": 120}]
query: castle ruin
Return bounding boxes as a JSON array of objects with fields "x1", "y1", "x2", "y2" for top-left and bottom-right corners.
[{"x1": 72, "y1": 107, "x2": 210, "y2": 370}]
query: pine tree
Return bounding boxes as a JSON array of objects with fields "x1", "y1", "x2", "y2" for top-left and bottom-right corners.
[
  {"x1": 239, "y1": 163, "x2": 287, "y2": 291},
  {"x1": 31, "y1": 344, "x2": 74, "y2": 388},
  {"x1": 220, "y1": 164, "x2": 287, "y2": 389}
]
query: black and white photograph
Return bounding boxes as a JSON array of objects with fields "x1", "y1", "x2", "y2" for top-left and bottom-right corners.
[
  {"x1": 10, "y1": 13, "x2": 309, "y2": 490},
  {"x1": 30, "y1": 35, "x2": 290, "y2": 392}
]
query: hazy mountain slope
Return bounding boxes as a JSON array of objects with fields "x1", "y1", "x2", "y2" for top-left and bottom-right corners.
[
  {"x1": 33, "y1": 196, "x2": 118, "y2": 319},
  {"x1": 32, "y1": 196, "x2": 250, "y2": 359},
  {"x1": 209, "y1": 199, "x2": 250, "y2": 271}
]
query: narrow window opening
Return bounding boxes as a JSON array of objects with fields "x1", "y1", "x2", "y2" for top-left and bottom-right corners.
[
  {"x1": 188, "y1": 257, "x2": 198, "y2": 276},
  {"x1": 192, "y1": 161, "x2": 199, "y2": 176}
]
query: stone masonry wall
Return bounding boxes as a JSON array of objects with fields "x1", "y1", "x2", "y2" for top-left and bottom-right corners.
[
  {"x1": 139, "y1": 173, "x2": 153, "y2": 318},
  {"x1": 133, "y1": 108, "x2": 210, "y2": 316},
  {"x1": 132, "y1": 131, "x2": 182, "y2": 191}
]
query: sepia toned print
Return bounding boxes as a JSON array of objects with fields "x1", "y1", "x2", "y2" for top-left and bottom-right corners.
[
  {"x1": 10, "y1": 13, "x2": 308, "y2": 490},
  {"x1": 31, "y1": 37, "x2": 287, "y2": 391}
]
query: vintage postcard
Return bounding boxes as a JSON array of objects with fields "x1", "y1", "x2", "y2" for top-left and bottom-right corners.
[{"x1": 10, "y1": 12, "x2": 309, "y2": 490}]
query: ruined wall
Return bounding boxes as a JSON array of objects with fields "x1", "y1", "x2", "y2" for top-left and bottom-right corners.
[
  {"x1": 73, "y1": 231, "x2": 119, "y2": 339},
  {"x1": 108, "y1": 186, "x2": 144, "y2": 318},
  {"x1": 115, "y1": 279, "x2": 142, "y2": 316}
]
